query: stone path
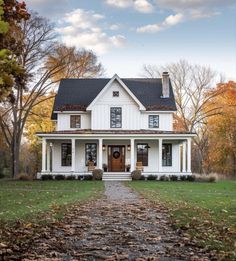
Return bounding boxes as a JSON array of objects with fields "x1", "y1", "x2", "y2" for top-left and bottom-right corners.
[{"x1": 2, "y1": 182, "x2": 211, "y2": 261}]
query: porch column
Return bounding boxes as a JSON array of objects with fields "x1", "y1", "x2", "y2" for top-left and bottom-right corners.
[
  {"x1": 42, "y1": 138, "x2": 46, "y2": 172},
  {"x1": 130, "y1": 138, "x2": 135, "y2": 171},
  {"x1": 71, "y1": 138, "x2": 76, "y2": 172},
  {"x1": 46, "y1": 143, "x2": 50, "y2": 171},
  {"x1": 98, "y1": 138, "x2": 103, "y2": 169},
  {"x1": 158, "y1": 138, "x2": 162, "y2": 172},
  {"x1": 187, "y1": 138, "x2": 191, "y2": 173},
  {"x1": 182, "y1": 140, "x2": 186, "y2": 172}
]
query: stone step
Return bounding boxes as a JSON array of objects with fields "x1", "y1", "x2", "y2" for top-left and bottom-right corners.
[{"x1": 103, "y1": 178, "x2": 132, "y2": 181}]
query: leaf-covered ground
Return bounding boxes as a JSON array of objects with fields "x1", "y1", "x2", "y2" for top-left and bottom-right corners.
[
  {"x1": 127, "y1": 180, "x2": 236, "y2": 261},
  {"x1": 0, "y1": 182, "x2": 217, "y2": 260}
]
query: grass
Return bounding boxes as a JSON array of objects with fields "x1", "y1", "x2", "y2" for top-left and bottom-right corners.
[
  {"x1": 127, "y1": 180, "x2": 236, "y2": 260},
  {"x1": 0, "y1": 180, "x2": 104, "y2": 223}
]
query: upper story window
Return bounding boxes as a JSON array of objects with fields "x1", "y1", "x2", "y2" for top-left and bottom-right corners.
[
  {"x1": 162, "y1": 144, "x2": 172, "y2": 166},
  {"x1": 149, "y1": 115, "x2": 159, "y2": 128},
  {"x1": 110, "y1": 107, "x2": 122, "y2": 128},
  {"x1": 70, "y1": 115, "x2": 81, "y2": 128},
  {"x1": 113, "y1": 91, "x2": 119, "y2": 97},
  {"x1": 137, "y1": 144, "x2": 149, "y2": 166},
  {"x1": 61, "y1": 143, "x2": 71, "y2": 166}
]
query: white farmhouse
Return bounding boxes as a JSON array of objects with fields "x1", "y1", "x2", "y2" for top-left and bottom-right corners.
[{"x1": 37, "y1": 73, "x2": 195, "y2": 180}]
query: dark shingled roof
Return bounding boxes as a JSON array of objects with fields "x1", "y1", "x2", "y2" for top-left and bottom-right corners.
[{"x1": 52, "y1": 78, "x2": 177, "y2": 120}]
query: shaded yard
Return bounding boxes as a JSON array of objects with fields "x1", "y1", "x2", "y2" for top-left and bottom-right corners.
[
  {"x1": 127, "y1": 180, "x2": 236, "y2": 260},
  {"x1": 0, "y1": 180, "x2": 104, "y2": 223}
]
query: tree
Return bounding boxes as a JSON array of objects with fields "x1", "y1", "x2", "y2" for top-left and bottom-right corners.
[
  {"x1": 142, "y1": 60, "x2": 221, "y2": 173},
  {"x1": 24, "y1": 92, "x2": 55, "y2": 174},
  {"x1": 46, "y1": 44, "x2": 104, "y2": 81},
  {"x1": 205, "y1": 81, "x2": 236, "y2": 176},
  {"x1": 0, "y1": 0, "x2": 29, "y2": 101},
  {"x1": 0, "y1": 13, "x2": 63, "y2": 178}
]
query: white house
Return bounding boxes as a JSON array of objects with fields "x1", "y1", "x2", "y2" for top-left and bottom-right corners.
[{"x1": 37, "y1": 73, "x2": 195, "y2": 180}]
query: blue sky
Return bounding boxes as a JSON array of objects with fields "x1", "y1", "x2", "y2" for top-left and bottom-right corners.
[{"x1": 26, "y1": 0, "x2": 236, "y2": 80}]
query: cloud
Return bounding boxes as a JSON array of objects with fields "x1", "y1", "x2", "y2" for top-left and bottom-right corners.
[
  {"x1": 105, "y1": 0, "x2": 154, "y2": 13},
  {"x1": 56, "y1": 9, "x2": 126, "y2": 54},
  {"x1": 137, "y1": 13, "x2": 184, "y2": 33},
  {"x1": 109, "y1": 24, "x2": 121, "y2": 30},
  {"x1": 137, "y1": 0, "x2": 234, "y2": 33}
]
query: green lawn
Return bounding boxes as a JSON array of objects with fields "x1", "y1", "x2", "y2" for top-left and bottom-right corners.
[
  {"x1": 0, "y1": 180, "x2": 104, "y2": 223},
  {"x1": 127, "y1": 180, "x2": 236, "y2": 260}
]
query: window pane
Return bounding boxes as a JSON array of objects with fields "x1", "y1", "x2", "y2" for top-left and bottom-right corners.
[
  {"x1": 70, "y1": 115, "x2": 81, "y2": 128},
  {"x1": 61, "y1": 143, "x2": 71, "y2": 166},
  {"x1": 110, "y1": 107, "x2": 122, "y2": 128},
  {"x1": 85, "y1": 144, "x2": 97, "y2": 166},
  {"x1": 137, "y1": 144, "x2": 148, "y2": 166},
  {"x1": 149, "y1": 115, "x2": 159, "y2": 128},
  {"x1": 162, "y1": 144, "x2": 172, "y2": 166}
]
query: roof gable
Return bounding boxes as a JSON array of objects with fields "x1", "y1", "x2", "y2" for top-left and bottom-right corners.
[{"x1": 87, "y1": 74, "x2": 146, "y2": 111}]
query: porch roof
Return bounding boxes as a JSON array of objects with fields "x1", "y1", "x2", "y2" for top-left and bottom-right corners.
[{"x1": 36, "y1": 129, "x2": 196, "y2": 137}]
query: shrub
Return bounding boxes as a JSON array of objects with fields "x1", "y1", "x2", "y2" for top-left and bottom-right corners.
[
  {"x1": 55, "y1": 175, "x2": 65, "y2": 180},
  {"x1": 147, "y1": 175, "x2": 156, "y2": 180},
  {"x1": 92, "y1": 169, "x2": 103, "y2": 180},
  {"x1": 170, "y1": 175, "x2": 178, "y2": 181},
  {"x1": 131, "y1": 170, "x2": 142, "y2": 180},
  {"x1": 180, "y1": 175, "x2": 187, "y2": 181},
  {"x1": 41, "y1": 174, "x2": 53, "y2": 180},
  {"x1": 17, "y1": 174, "x2": 32, "y2": 181},
  {"x1": 186, "y1": 175, "x2": 195, "y2": 182},
  {"x1": 194, "y1": 173, "x2": 218, "y2": 183},
  {"x1": 159, "y1": 175, "x2": 169, "y2": 181},
  {"x1": 83, "y1": 175, "x2": 93, "y2": 180},
  {"x1": 0, "y1": 172, "x2": 5, "y2": 179},
  {"x1": 66, "y1": 175, "x2": 76, "y2": 180},
  {"x1": 139, "y1": 175, "x2": 146, "y2": 180}
]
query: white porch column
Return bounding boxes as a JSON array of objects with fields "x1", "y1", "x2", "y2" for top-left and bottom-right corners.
[
  {"x1": 46, "y1": 143, "x2": 50, "y2": 171},
  {"x1": 187, "y1": 138, "x2": 191, "y2": 173},
  {"x1": 71, "y1": 138, "x2": 76, "y2": 172},
  {"x1": 158, "y1": 138, "x2": 162, "y2": 172},
  {"x1": 182, "y1": 140, "x2": 186, "y2": 173},
  {"x1": 130, "y1": 138, "x2": 135, "y2": 171},
  {"x1": 42, "y1": 138, "x2": 47, "y2": 172},
  {"x1": 98, "y1": 138, "x2": 103, "y2": 169}
]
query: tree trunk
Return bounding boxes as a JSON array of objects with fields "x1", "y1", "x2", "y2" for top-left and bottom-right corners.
[{"x1": 11, "y1": 128, "x2": 21, "y2": 179}]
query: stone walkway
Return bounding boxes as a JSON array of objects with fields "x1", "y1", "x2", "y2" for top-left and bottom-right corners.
[{"x1": 2, "y1": 182, "x2": 211, "y2": 261}]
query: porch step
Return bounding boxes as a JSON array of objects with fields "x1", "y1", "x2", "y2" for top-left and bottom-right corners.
[{"x1": 102, "y1": 172, "x2": 132, "y2": 181}]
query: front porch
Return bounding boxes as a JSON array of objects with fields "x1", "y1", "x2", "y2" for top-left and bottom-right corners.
[{"x1": 37, "y1": 136, "x2": 193, "y2": 180}]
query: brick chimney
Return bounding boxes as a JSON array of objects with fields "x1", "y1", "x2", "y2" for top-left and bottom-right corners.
[{"x1": 162, "y1": 72, "x2": 170, "y2": 98}]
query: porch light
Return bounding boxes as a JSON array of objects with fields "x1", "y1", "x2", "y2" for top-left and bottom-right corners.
[
  {"x1": 127, "y1": 145, "x2": 131, "y2": 151},
  {"x1": 49, "y1": 142, "x2": 53, "y2": 147},
  {"x1": 145, "y1": 144, "x2": 151, "y2": 149},
  {"x1": 102, "y1": 145, "x2": 106, "y2": 151}
]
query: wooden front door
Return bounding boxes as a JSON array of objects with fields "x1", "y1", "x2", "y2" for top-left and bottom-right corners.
[{"x1": 108, "y1": 146, "x2": 125, "y2": 172}]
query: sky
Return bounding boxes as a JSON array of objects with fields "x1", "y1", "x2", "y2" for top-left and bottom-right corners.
[{"x1": 25, "y1": 0, "x2": 236, "y2": 80}]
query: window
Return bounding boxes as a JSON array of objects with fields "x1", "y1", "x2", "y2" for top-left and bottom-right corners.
[
  {"x1": 162, "y1": 144, "x2": 172, "y2": 166},
  {"x1": 113, "y1": 91, "x2": 119, "y2": 97},
  {"x1": 61, "y1": 143, "x2": 71, "y2": 166},
  {"x1": 149, "y1": 115, "x2": 159, "y2": 128},
  {"x1": 85, "y1": 143, "x2": 97, "y2": 166},
  {"x1": 70, "y1": 115, "x2": 81, "y2": 128},
  {"x1": 137, "y1": 144, "x2": 149, "y2": 166},
  {"x1": 110, "y1": 107, "x2": 122, "y2": 128}
]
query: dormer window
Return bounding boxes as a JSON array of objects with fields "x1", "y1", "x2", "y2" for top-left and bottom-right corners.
[
  {"x1": 70, "y1": 115, "x2": 81, "y2": 128},
  {"x1": 110, "y1": 107, "x2": 122, "y2": 128},
  {"x1": 149, "y1": 115, "x2": 159, "y2": 128},
  {"x1": 113, "y1": 91, "x2": 119, "y2": 97}
]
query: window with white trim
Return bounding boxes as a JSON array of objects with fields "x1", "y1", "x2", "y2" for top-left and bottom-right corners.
[{"x1": 149, "y1": 115, "x2": 159, "y2": 128}]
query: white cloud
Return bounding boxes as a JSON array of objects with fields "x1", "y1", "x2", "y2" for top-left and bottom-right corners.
[
  {"x1": 134, "y1": 0, "x2": 154, "y2": 13},
  {"x1": 109, "y1": 24, "x2": 121, "y2": 30},
  {"x1": 56, "y1": 9, "x2": 126, "y2": 54},
  {"x1": 105, "y1": 0, "x2": 154, "y2": 13},
  {"x1": 137, "y1": 13, "x2": 184, "y2": 33},
  {"x1": 105, "y1": 0, "x2": 132, "y2": 8}
]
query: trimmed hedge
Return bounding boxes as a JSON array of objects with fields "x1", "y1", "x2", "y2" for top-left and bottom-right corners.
[
  {"x1": 131, "y1": 170, "x2": 142, "y2": 180},
  {"x1": 55, "y1": 175, "x2": 65, "y2": 180},
  {"x1": 92, "y1": 169, "x2": 103, "y2": 180},
  {"x1": 147, "y1": 175, "x2": 156, "y2": 180},
  {"x1": 41, "y1": 174, "x2": 53, "y2": 180}
]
